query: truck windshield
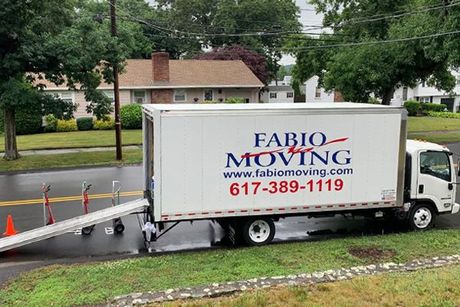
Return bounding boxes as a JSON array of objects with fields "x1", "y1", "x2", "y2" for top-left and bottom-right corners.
[{"x1": 420, "y1": 151, "x2": 451, "y2": 182}]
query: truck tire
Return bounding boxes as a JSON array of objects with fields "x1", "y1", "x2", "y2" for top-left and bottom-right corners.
[
  {"x1": 242, "y1": 218, "x2": 275, "y2": 246},
  {"x1": 409, "y1": 203, "x2": 436, "y2": 231}
]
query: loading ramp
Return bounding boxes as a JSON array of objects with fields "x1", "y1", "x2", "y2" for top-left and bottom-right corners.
[{"x1": 0, "y1": 198, "x2": 149, "y2": 253}]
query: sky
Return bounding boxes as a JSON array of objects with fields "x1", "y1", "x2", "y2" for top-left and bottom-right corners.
[{"x1": 280, "y1": 0, "x2": 324, "y2": 65}]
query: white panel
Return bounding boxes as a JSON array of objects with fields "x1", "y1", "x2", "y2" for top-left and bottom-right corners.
[{"x1": 156, "y1": 109, "x2": 402, "y2": 217}]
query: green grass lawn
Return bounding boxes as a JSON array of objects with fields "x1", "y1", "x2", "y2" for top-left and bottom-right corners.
[
  {"x1": 1, "y1": 229, "x2": 460, "y2": 306},
  {"x1": 0, "y1": 148, "x2": 142, "y2": 172},
  {"x1": 407, "y1": 116, "x2": 460, "y2": 132},
  {"x1": 183, "y1": 265, "x2": 460, "y2": 307},
  {"x1": 0, "y1": 129, "x2": 142, "y2": 152}
]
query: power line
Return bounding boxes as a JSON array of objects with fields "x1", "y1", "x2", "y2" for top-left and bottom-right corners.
[{"x1": 284, "y1": 29, "x2": 460, "y2": 51}]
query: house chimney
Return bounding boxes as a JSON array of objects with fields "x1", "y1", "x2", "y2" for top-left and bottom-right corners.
[{"x1": 152, "y1": 52, "x2": 170, "y2": 82}]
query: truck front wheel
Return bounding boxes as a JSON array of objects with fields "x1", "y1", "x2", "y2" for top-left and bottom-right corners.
[
  {"x1": 409, "y1": 204, "x2": 436, "y2": 231},
  {"x1": 242, "y1": 218, "x2": 275, "y2": 246}
]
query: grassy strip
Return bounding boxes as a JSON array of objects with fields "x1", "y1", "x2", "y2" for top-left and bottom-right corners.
[
  {"x1": 0, "y1": 130, "x2": 142, "y2": 152},
  {"x1": 407, "y1": 116, "x2": 460, "y2": 132},
  {"x1": 1, "y1": 229, "x2": 460, "y2": 306},
  {"x1": 0, "y1": 148, "x2": 142, "y2": 172},
  {"x1": 179, "y1": 265, "x2": 460, "y2": 306},
  {"x1": 408, "y1": 131, "x2": 460, "y2": 144}
]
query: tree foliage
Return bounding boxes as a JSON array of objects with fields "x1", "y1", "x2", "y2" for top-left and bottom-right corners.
[
  {"x1": 149, "y1": 0, "x2": 301, "y2": 79},
  {"x1": 194, "y1": 45, "x2": 269, "y2": 83},
  {"x1": 289, "y1": 0, "x2": 460, "y2": 104},
  {"x1": 0, "y1": 0, "x2": 149, "y2": 159}
]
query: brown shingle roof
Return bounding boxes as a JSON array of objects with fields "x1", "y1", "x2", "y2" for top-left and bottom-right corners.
[{"x1": 38, "y1": 59, "x2": 264, "y2": 89}]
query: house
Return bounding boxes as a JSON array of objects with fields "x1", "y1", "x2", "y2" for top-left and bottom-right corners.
[
  {"x1": 261, "y1": 76, "x2": 299, "y2": 103},
  {"x1": 39, "y1": 52, "x2": 264, "y2": 117},
  {"x1": 391, "y1": 72, "x2": 460, "y2": 112},
  {"x1": 305, "y1": 76, "x2": 344, "y2": 103}
]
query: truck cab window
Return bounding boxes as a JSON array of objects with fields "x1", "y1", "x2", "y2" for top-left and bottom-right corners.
[{"x1": 420, "y1": 151, "x2": 451, "y2": 181}]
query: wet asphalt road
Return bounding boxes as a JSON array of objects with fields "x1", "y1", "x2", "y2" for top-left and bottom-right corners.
[{"x1": 0, "y1": 142, "x2": 460, "y2": 284}]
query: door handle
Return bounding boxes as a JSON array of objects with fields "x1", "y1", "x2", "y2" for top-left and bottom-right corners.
[{"x1": 418, "y1": 184, "x2": 424, "y2": 193}]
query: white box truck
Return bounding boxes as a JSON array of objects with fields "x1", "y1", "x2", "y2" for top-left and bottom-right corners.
[{"x1": 142, "y1": 103, "x2": 459, "y2": 246}]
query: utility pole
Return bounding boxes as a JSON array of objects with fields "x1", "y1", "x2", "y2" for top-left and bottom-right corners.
[{"x1": 110, "y1": 0, "x2": 122, "y2": 160}]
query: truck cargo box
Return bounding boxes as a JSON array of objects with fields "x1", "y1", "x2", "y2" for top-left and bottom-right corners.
[{"x1": 142, "y1": 103, "x2": 407, "y2": 222}]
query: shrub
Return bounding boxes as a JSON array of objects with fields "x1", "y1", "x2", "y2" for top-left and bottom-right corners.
[
  {"x1": 77, "y1": 117, "x2": 94, "y2": 131},
  {"x1": 225, "y1": 97, "x2": 246, "y2": 104},
  {"x1": 421, "y1": 103, "x2": 447, "y2": 113},
  {"x1": 426, "y1": 111, "x2": 460, "y2": 119},
  {"x1": 44, "y1": 114, "x2": 58, "y2": 132},
  {"x1": 403, "y1": 100, "x2": 421, "y2": 116},
  {"x1": 0, "y1": 107, "x2": 43, "y2": 135},
  {"x1": 93, "y1": 117, "x2": 115, "y2": 130},
  {"x1": 120, "y1": 104, "x2": 142, "y2": 129},
  {"x1": 56, "y1": 119, "x2": 78, "y2": 132}
]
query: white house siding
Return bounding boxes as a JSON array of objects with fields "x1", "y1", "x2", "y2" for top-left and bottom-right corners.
[
  {"x1": 262, "y1": 86, "x2": 294, "y2": 103},
  {"x1": 391, "y1": 72, "x2": 460, "y2": 112},
  {"x1": 73, "y1": 90, "x2": 131, "y2": 117},
  {"x1": 305, "y1": 76, "x2": 335, "y2": 103}
]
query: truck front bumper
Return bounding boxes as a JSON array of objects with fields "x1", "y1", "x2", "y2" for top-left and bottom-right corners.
[{"x1": 452, "y1": 203, "x2": 460, "y2": 214}]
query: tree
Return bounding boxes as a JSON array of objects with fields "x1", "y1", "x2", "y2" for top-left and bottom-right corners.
[
  {"x1": 150, "y1": 0, "x2": 301, "y2": 79},
  {"x1": 194, "y1": 45, "x2": 269, "y2": 84},
  {"x1": 289, "y1": 0, "x2": 460, "y2": 104},
  {"x1": 0, "y1": 0, "x2": 148, "y2": 160}
]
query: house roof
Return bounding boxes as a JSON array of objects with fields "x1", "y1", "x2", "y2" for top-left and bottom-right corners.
[{"x1": 38, "y1": 59, "x2": 264, "y2": 90}]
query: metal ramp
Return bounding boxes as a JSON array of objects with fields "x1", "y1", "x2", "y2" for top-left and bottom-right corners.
[{"x1": 0, "y1": 198, "x2": 149, "y2": 253}]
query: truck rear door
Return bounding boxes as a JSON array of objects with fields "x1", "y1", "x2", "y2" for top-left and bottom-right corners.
[{"x1": 417, "y1": 150, "x2": 454, "y2": 213}]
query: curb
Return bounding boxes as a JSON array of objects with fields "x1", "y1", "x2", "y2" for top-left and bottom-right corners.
[{"x1": 110, "y1": 254, "x2": 460, "y2": 306}]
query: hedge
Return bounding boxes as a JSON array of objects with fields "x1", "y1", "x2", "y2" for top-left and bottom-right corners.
[
  {"x1": 77, "y1": 117, "x2": 93, "y2": 131},
  {"x1": 93, "y1": 117, "x2": 115, "y2": 130},
  {"x1": 56, "y1": 119, "x2": 78, "y2": 132},
  {"x1": 426, "y1": 111, "x2": 460, "y2": 119},
  {"x1": 403, "y1": 100, "x2": 420, "y2": 116},
  {"x1": 0, "y1": 107, "x2": 43, "y2": 135},
  {"x1": 44, "y1": 114, "x2": 57, "y2": 132},
  {"x1": 421, "y1": 103, "x2": 447, "y2": 113},
  {"x1": 121, "y1": 104, "x2": 142, "y2": 129}
]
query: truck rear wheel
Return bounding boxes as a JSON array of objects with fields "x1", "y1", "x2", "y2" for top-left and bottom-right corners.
[
  {"x1": 409, "y1": 204, "x2": 436, "y2": 231},
  {"x1": 242, "y1": 218, "x2": 275, "y2": 246}
]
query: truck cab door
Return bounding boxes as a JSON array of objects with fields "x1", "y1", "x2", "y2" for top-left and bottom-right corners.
[{"x1": 417, "y1": 150, "x2": 454, "y2": 213}]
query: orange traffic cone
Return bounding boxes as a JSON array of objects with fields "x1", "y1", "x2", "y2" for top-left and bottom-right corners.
[{"x1": 3, "y1": 214, "x2": 18, "y2": 236}]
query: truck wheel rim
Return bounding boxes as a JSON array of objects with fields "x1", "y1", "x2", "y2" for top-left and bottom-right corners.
[
  {"x1": 249, "y1": 220, "x2": 270, "y2": 243},
  {"x1": 413, "y1": 208, "x2": 432, "y2": 229}
]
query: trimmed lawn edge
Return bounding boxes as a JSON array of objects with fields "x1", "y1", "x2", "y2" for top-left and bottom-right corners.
[
  {"x1": 0, "y1": 161, "x2": 142, "y2": 175},
  {"x1": 112, "y1": 254, "x2": 460, "y2": 305}
]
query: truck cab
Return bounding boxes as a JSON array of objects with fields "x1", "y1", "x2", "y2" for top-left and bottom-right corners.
[{"x1": 405, "y1": 140, "x2": 460, "y2": 230}]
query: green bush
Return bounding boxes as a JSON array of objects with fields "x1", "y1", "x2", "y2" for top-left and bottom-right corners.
[
  {"x1": 120, "y1": 104, "x2": 142, "y2": 129},
  {"x1": 56, "y1": 119, "x2": 78, "y2": 132},
  {"x1": 225, "y1": 97, "x2": 246, "y2": 104},
  {"x1": 44, "y1": 114, "x2": 58, "y2": 132},
  {"x1": 76, "y1": 117, "x2": 94, "y2": 131},
  {"x1": 403, "y1": 100, "x2": 421, "y2": 116},
  {"x1": 93, "y1": 117, "x2": 115, "y2": 130},
  {"x1": 0, "y1": 107, "x2": 43, "y2": 135},
  {"x1": 426, "y1": 111, "x2": 460, "y2": 119},
  {"x1": 421, "y1": 103, "x2": 447, "y2": 113}
]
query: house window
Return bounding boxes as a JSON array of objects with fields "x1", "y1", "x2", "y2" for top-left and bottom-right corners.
[
  {"x1": 133, "y1": 90, "x2": 146, "y2": 104},
  {"x1": 174, "y1": 89, "x2": 186, "y2": 102},
  {"x1": 420, "y1": 97, "x2": 431, "y2": 103},
  {"x1": 218, "y1": 89, "x2": 223, "y2": 94},
  {"x1": 54, "y1": 92, "x2": 74, "y2": 104},
  {"x1": 315, "y1": 87, "x2": 321, "y2": 98},
  {"x1": 204, "y1": 89, "x2": 213, "y2": 101},
  {"x1": 270, "y1": 92, "x2": 277, "y2": 99},
  {"x1": 102, "y1": 90, "x2": 114, "y2": 103},
  {"x1": 287, "y1": 92, "x2": 294, "y2": 98}
]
